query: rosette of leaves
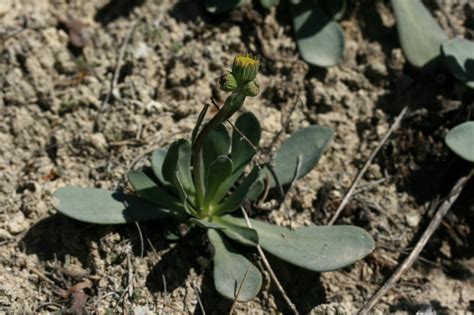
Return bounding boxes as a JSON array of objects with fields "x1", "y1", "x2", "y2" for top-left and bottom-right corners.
[
  {"x1": 205, "y1": 0, "x2": 346, "y2": 67},
  {"x1": 53, "y1": 54, "x2": 374, "y2": 302}
]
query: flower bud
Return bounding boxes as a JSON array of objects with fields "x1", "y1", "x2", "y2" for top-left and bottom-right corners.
[
  {"x1": 242, "y1": 80, "x2": 260, "y2": 97},
  {"x1": 219, "y1": 71, "x2": 238, "y2": 92},
  {"x1": 232, "y1": 53, "x2": 260, "y2": 84}
]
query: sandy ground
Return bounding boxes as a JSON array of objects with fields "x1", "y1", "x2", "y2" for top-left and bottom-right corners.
[{"x1": 1, "y1": 0, "x2": 473, "y2": 314}]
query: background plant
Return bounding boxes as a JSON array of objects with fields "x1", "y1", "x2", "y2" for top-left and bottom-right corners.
[
  {"x1": 205, "y1": 0, "x2": 346, "y2": 67},
  {"x1": 53, "y1": 54, "x2": 375, "y2": 302},
  {"x1": 445, "y1": 121, "x2": 474, "y2": 162},
  {"x1": 390, "y1": 0, "x2": 474, "y2": 162},
  {"x1": 391, "y1": 0, "x2": 474, "y2": 89}
]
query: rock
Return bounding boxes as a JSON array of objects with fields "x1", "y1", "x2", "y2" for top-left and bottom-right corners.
[
  {"x1": 0, "y1": 0, "x2": 11, "y2": 16},
  {"x1": 133, "y1": 42, "x2": 151, "y2": 60},
  {"x1": 145, "y1": 100, "x2": 164, "y2": 114},
  {"x1": 0, "y1": 228, "x2": 13, "y2": 240},
  {"x1": 133, "y1": 305, "x2": 152, "y2": 315},
  {"x1": 6, "y1": 212, "x2": 28, "y2": 234},
  {"x1": 310, "y1": 302, "x2": 349, "y2": 315},
  {"x1": 389, "y1": 48, "x2": 405, "y2": 72},
  {"x1": 89, "y1": 133, "x2": 108, "y2": 154},
  {"x1": 366, "y1": 60, "x2": 388, "y2": 82},
  {"x1": 405, "y1": 212, "x2": 421, "y2": 228}
]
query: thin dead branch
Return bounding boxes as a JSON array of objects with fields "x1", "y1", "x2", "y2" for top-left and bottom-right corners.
[
  {"x1": 192, "y1": 281, "x2": 206, "y2": 315},
  {"x1": 229, "y1": 266, "x2": 251, "y2": 315},
  {"x1": 328, "y1": 106, "x2": 409, "y2": 225},
  {"x1": 357, "y1": 170, "x2": 473, "y2": 314},
  {"x1": 135, "y1": 222, "x2": 145, "y2": 258},
  {"x1": 94, "y1": 20, "x2": 140, "y2": 132},
  {"x1": 241, "y1": 207, "x2": 299, "y2": 315}
]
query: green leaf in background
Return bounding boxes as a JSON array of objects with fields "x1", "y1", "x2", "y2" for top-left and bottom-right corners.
[
  {"x1": 441, "y1": 38, "x2": 474, "y2": 88},
  {"x1": 208, "y1": 230, "x2": 262, "y2": 302},
  {"x1": 319, "y1": 0, "x2": 346, "y2": 21},
  {"x1": 391, "y1": 0, "x2": 448, "y2": 68},
  {"x1": 127, "y1": 170, "x2": 185, "y2": 216},
  {"x1": 290, "y1": 0, "x2": 345, "y2": 67},
  {"x1": 445, "y1": 121, "x2": 474, "y2": 162},
  {"x1": 229, "y1": 217, "x2": 375, "y2": 272},
  {"x1": 151, "y1": 148, "x2": 168, "y2": 185},
  {"x1": 52, "y1": 187, "x2": 171, "y2": 224},
  {"x1": 260, "y1": 0, "x2": 279, "y2": 9},
  {"x1": 272, "y1": 125, "x2": 333, "y2": 187},
  {"x1": 205, "y1": 0, "x2": 247, "y2": 14}
]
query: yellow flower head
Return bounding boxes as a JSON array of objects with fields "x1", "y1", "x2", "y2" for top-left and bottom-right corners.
[{"x1": 232, "y1": 53, "x2": 260, "y2": 83}]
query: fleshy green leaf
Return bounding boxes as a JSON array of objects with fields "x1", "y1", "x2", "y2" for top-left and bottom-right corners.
[
  {"x1": 52, "y1": 187, "x2": 170, "y2": 224},
  {"x1": 212, "y1": 169, "x2": 243, "y2": 205},
  {"x1": 190, "y1": 218, "x2": 224, "y2": 230},
  {"x1": 203, "y1": 124, "x2": 231, "y2": 182},
  {"x1": 208, "y1": 230, "x2": 262, "y2": 302},
  {"x1": 209, "y1": 114, "x2": 261, "y2": 204},
  {"x1": 127, "y1": 170, "x2": 185, "y2": 217},
  {"x1": 205, "y1": 156, "x2": 233, "y2": 206},
  {"x1": 213, "y1": 167, "x2": 260, "y2": 215},
  {"x1": 205, "y1": 0, "x2": 247, "y2": 14},
  {"x1": 319, "y1": 0, "x2": 346, "y2": 20},
  {"x1": 231, "y1": 112, "x2": 261, "y2": 171},
  {"x1": 441, "y1": 38, "x2": 474, "y2": 88},
  {"x1": 290, "y1": 0, "x2": 345, "y2": 67},
  {"x1": 162, "y1": 139, "x2": 194, "y2": 200},
  {"x1": 272, "y1": 125, "x2": 333, "y2": 187},
  {"x1": 391, "y1": 0, "x2": 448, "y2": 68},
  {"x1": 214, "y1": 215, "x2": 258, "y2": 247},
  {"x1": 445, "y1": 121, "x2": 474, "y2": 162},
  {"x1": 192, "y1": 104, "x2": 210, "y2": 144},
  {"x1": 151, "y1": 149, "x2": 168, "y2": 185},
  {"x1": 228, "y1": 217, "x2": 375, "y2": 272},
  {"x1": 260, "y1": 0, "x2": 279, "y2": 9}
]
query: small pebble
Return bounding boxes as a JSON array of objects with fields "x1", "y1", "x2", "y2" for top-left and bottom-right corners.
[
  {"x1": 89, "y1": 133, "x2": 108, "y2": 154},
  {"x1": 0, "y1": 228, "x2": 13, "y2": 240},
  {"x1": 405, "y1": 212, "x2": 421, "y2": 228},
  {"x1": 6, "y1": 212, "x2": 28, "y2": 234}
]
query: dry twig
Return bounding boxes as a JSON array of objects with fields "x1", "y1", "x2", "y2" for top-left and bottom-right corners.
[
  {"x1": 329, "y1": 106, "x2": 409, "y2": 225},
  {"x1": 357, "y1": 170, "x2": 473, "y2": 314},
  {"x1": 229, "y1": 266, "x2": 251, "y2": 315},
  {"x1": 192, "y1": 281, "x2": 206, "y2": 315},
  {"x1": 240, "y1": 207, "x2": 299, "y2": 315},
  {"x1": 94, "y1": 21, "x2": 140, "y2": 132},
  {"x1": 135, "y1": 222, "x2": 145, "y2": 258}
]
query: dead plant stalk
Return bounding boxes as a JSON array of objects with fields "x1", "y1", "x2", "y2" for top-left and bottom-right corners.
[{"x1": 358, "y1": 170, "x2": 473, "y2": 314}]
